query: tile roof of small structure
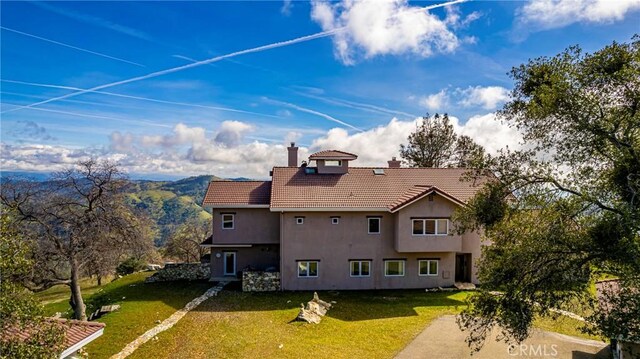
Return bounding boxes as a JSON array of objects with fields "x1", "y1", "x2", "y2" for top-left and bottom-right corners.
[
  {"x1": 308, "y1": 150, "x2": 358, "y2": 160},
  {"x1": 3, "y1": 318, "x2": 105, "y2": 355},
  {"x1": 202, "y1": 181, "x2": 271, "y2": 206},
  {"x1": 270, "y1": 167, "x2": 487, "y2": 209}
]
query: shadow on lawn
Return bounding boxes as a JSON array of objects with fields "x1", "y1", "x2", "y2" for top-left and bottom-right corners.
[{"x1": 191, "y1": 284, "x2": 468, "y2": 322}]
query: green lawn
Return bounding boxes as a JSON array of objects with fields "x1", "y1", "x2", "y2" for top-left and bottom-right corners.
[
  {"x1": 130, "y1": 289, "x2": 471, "y2": 359},
  {"x1": 42, "y1": 272, "x2": 212, "y2": 359}
]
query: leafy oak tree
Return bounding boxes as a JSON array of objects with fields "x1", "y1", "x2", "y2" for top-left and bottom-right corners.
[
  {"x1": 455, "y1": 37, "x2": 640, "y2": 350},
  {"x1": 0, "y1": 160, "x2": 154, "y2": 320},
  {"x1": 400, "y1": 113, "x2": 485, "y2": 168},
  {"x1": 165, "y1": 217, "x2": 210, "y2": 263},
  {"x1": 0, "y1": 211, "x2": 64, "y2": 358}
]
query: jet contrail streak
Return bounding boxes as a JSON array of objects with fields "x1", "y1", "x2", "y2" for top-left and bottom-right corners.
[
  {"x1": 0, "y1": 26, "x2": 145, "y2": 67},
  {"x1": 2, "y1": 0, "x2": 467, "y2": 114},
  {"x1": 1, "y1": 79, "x2": 279, "y2": 118}
]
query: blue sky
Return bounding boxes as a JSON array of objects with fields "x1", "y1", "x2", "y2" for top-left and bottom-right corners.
[{"x1": 1, "y1": 0, "x2": 639, "y2": 179}]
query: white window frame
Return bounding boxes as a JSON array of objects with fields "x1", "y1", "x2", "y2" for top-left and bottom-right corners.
[
  {"x1": 331, "y1": 217, "x2": 339, "y2": 225},
  {"x1": 368, "y1": 217, "x2": 381, "y2": 234},
  {"x1": 349, "y1": 260, "x2": 371, "y2": 277},
  {"x1": 221, "y1": 214, "x2": 234, "y2": 229},
  {"x1": 297, "y1": 261, "x2": 318, "y2": 278},
  {"x1": 296, "y1": 217, "x2": 304, "y2": 225},
  {"x1": 411, "y1": 219, "x2": 448, "y2": 236},
  {"x1": 384, "y1": 260, "x2": 405, "y2": 277},
  {"x1": 418, "y1": 259, "x2": 439, "y2": 277},
  {"x1": 324, "y1": 160, "x2": 342, "y2": 167}
]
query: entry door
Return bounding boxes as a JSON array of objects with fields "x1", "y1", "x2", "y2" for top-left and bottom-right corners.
[
  {"x1": 223, "y1": 252, "x2": 236, "y2": 276},
  {"x1": 455, "y1": 254, "x2": 471, "y2": 282}
]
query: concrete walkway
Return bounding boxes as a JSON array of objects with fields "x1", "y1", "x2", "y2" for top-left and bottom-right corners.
[
  {"x1": 110, "y1": 281, "x2": 228, "y2": 359},
  {"x1": 395, "y1": 316, "x2": 609, "y2": 359}
]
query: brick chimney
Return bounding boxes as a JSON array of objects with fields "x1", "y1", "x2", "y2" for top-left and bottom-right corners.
[
  {"x1": 287, "y1": 142, "x2": 298, "y2": 167},
  {"x1": 388, "y1": 156, "x2": 401, "y2": 168}
]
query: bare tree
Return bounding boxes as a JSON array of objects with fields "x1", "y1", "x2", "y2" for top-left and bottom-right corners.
[
  {"x1": 0, "y1": 160, "x2": 153, "y2": 320},
  {"x1": 165, "y1": 218, "x2": 209, "y2": 263}
]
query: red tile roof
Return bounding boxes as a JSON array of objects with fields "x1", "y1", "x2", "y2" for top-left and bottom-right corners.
[
  {"x1": 202, "y1": 181, "x2": 271, "y2": 206},
  {"x1": 309, "y1": 150, "x2": 358, "y2": 160},
  {"x1": 3, "y1": 318, "x2": 105, "y2": 353},
  {"x1": 270, "y1": 167, "x2": 487, "y2": 209}
]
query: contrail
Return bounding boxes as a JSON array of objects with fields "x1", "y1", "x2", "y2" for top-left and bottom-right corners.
[
  {"x1": 3, "y1": 0, "x2": 467, "y2": 114},
  {"x1": 265, "y1": 98, "x2": 362, "y2": 132},
  {"x1": 0, "y1": 26, "x2": 145, "y2": 67},
  {"x1": 1, "y1": 79, "x2": 279, "y2": 118},
  {"x1": 297, "y1": 92, "x2": 416, "y2": 118},
  {"x1": 1, "y1": 103, "x2": 172, "y2": 128}
]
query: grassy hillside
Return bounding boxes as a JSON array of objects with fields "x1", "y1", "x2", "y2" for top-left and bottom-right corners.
[{"x1": 126, "y1": 175, "x2": 219, "y2": 245}]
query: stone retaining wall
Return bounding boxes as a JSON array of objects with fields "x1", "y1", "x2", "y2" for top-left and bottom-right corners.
[
  {"x1": 145, "y1": 263, "x2": 210, "y2": 283},
  {"x1": 242, "y1": 271, "x2": 280, "y2": 292}
]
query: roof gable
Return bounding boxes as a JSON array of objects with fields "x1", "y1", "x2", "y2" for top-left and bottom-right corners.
[
  {"x1": 202, "y1": 181, "x2": 271, "y2": 207},
  {"x1": 309, "y1": 150, "x2": 358, "y2": 160}
]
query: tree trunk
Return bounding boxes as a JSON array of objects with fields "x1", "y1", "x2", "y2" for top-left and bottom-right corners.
[
  {"x1": 69, "y1": 257, "x2": 87, "y2": 320},
  {"x1": 97, "y1": 274, "x2": 102, "y2": 286}
]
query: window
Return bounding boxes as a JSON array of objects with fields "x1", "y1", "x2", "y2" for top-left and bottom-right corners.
[
  {"x1": 222, "y1": 214, "x2": 234, "y2": 229},
  {"x1": 324, "y1": 160, "x2": 342, "y2": 167},
  {"x1": 412, "y1": 219, "x2": 448, "y2": 236},
  {"x1": 368, "y1": 217, "x2": 381, "y2": 234},
  {"x1": 297, "y1": 261, "x2": 318, "y2": 277},
  {"x1": 350, "y1": 260, "x2": 370, "y2": 277},
  {"x1": 296, "y1": 217, "x2": 304, "y2": 225},
  {"x1": 384, "y1": 260, "x2": 405, "y2": 276},
  {"x1": 419, "y1": 260, "x2": 439, "y2": 276},
  {"x1": 331, "y1": 217, "x2": 340, "y2": 225}
]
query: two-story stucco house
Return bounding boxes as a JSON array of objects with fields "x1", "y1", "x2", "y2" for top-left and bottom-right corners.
[{"x1": 201, "y1": 143, "x2": 489, "y2": 290}]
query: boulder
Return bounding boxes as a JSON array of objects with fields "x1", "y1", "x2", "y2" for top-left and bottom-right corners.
[{"x1": 296, "y1": 292, "x2": 332, "y2": 324}]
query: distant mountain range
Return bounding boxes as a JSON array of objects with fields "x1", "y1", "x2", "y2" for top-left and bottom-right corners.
[{"x1": 1, "y1": 172, "x2": 252, "y2": 246}]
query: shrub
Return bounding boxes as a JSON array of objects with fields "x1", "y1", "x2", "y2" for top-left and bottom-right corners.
[{"x1": 116, "y1": 257, "x2": 145, "y2": 276}]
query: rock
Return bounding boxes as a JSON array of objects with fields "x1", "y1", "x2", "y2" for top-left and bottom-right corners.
[
  {"x1": 155, "y1": 320, "x2": 161, "y2": 324},
  {"x1": 242, "y1": 271, "x2": 280, "y2": 292},
  {"x1": 100, "y1": 304, "x2": 120, "y2": 313},
  {"x1": 146, "y1": 264, "x2": 162, "y2": 271},
  {"x1": 454, "y1": 282, "x2": 476, "y2": 290},
  {"x1": 296, "y1": 292, "x2": 332, "y2": 324}
]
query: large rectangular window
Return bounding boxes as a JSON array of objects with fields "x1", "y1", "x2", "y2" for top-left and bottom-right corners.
[
  {"x1": 297, "y1": 261, "x2": 318, "y2": 277},
  {"x1": 350, "y1": 260, "x2": 371, "y2": 277},
  {"x1": 368, "y1": 217, "x2": 381, "y2": 234},
  {"x1": 419, "y1": 259, "x2": 439, "y2": 276},
  {"x1": 222, "y1": 214, "x2": 234, "y2": 229},
  {"x1": 384, "y1": 260, "x2": 405, "y2": 276},
  {"x1": 412, "y1": 219, "x2": 448, "y2": 236}
]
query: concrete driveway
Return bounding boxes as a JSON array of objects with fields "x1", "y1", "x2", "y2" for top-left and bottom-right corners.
[{"x1": 395, "y1": 316, "x2": 609, "y2": 359}]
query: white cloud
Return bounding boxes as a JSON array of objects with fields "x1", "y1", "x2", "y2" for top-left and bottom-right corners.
[
  {"x1": 214, "y1": 120, "x2": 254, "y2": 147},
  {"x1": 421, "y1": 89, "x2": 450, "y2": 111},
  {"x1": 2, "y1": 115, "x2": 521, "y2": 179},
  {"x1": 517, "y1": 0, "x2": 640, "y2": 31},
  {"x1": 310, "y1": 0, "x2": 465, "y2": 65},
  {"x1": 458, "y1": 86, "x2": 510, "y2": 110},
  {"x1": 281, "y1": 0, "x2": 293, "y2": 16}
]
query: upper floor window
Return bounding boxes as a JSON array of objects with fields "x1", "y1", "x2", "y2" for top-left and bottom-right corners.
[
  {"x1": 325, "y1": 160, "x2": 342, "y2": 167},
  {"x1": 222, "y1": 214, "x2": 234, "y2": 229},
  {"x1": 419, "y1": 259, "x2": 439, "y2": 276},
  {"x1": 412, "y1": 219, "x2": 448, "y2": 236},
  {"x1": 296, "y1": 217, "x2": 304, "y2": 225},
  {"x1": 350, "y1": 260, "x2": 370, "y2": 277},
  {"x1": 384, "y1": 260, "x2": 405, "y2": 276},
  {"x1": 368, "y1": 217, "x2": 381, "y2": 234},
  {"x1": 297, "y1": 261, "x2": 318, "y2": 277}
]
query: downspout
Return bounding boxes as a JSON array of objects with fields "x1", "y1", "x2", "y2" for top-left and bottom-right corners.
[{"x1": 279, "y1": 211, "x2": 284, "y2": 291}]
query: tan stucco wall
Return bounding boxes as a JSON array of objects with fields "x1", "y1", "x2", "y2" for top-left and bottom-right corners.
[
  {"x1": 211, "y1": 208, "x2": 280, "y2": 245},
  {"x1": 315, "y1": 159, "x2": 349, "y2": 174},
  {"x1": 280, "y1": 211, "x2": 459, "y2": 290}
]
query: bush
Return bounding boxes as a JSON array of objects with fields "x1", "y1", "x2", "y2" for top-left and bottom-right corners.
[{"x1": 115, "y1": 257, "x2": 145, "y2": 276}]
